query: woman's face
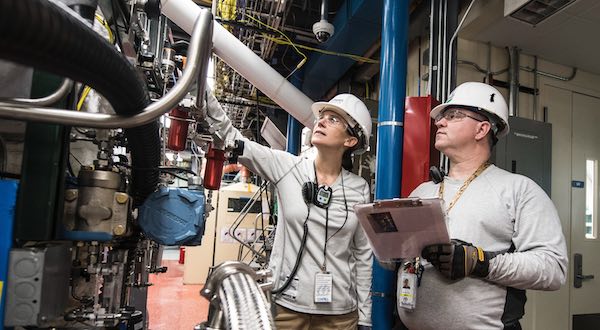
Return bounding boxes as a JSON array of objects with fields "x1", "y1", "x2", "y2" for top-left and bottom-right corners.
[{"x1": 311, "y1": 110, "x2": 357, "y2": 151}]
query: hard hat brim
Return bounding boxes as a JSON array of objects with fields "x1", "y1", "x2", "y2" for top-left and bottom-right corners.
[
  {"x1": 311, "y1": 101, "x2": 357, "y2": 127},
  {"x1": 430, "y1": 103, "x2": 449, "y2": 120},
  {"x1": 430, "y1": 102, "x2": 510, "y2": 138}
]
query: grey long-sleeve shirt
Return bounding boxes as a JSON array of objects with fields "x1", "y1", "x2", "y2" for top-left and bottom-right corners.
[
  {"x1": 205, "y1": 93, "x2": 373, "y2": 325},
  {"x1": 398, "y1": 165, "x2": 568, "y2": 330}
]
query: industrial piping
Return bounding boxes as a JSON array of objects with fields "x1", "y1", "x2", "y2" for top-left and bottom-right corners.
[
  {"x1": 372, "y1": 1, "x2": 409, "y2": 328},
  {"x1": 160, "y1": 0, "x2": 315, "y2": 129}
]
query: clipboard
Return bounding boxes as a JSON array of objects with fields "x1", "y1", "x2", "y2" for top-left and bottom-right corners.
[{"x1": 354, "y1": 197, "x2": 449, "y2": 261}]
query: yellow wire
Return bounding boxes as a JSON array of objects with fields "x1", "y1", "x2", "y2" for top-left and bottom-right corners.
[
  {"x1": 78, "y1": 17, "x2": 115, "y2": 111},
  {"x1": 95, "y1": 14, "x2": 114, "y2": 43},
  {"x1": 243, "y1": 14, "x2": 308, "y2": 77},
  {"x1": 77, "y1": 86, "x2": 92, "y2": 111},
  {"x1": 263, "y1": 35, "x2": 380, "y2": 64}
]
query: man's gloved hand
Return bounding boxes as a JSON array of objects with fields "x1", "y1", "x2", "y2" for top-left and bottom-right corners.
[{"x1": 421, "y1": 239, "x2": 494, "y2": 280}]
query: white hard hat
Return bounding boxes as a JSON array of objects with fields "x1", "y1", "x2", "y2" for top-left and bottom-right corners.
[
  {"x1": 311, "y1": 94, "x2": 372, "y2": 154},
  {"x1": 430, "y1": 82, "x2": 510, "y2": 137}
]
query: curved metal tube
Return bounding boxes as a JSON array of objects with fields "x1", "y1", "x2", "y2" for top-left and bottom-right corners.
[
  {"x1": 1, "y1": 79, "x2": 73, "y2": 106},
  {"x1": 520, "y1": 65, "x2": 577, "y2": 82},
  {"x1": 220, "y1": 273, "x2": 275, "y2": 330},
  {"x1": 201, "y1": 261, "x2": 275, "y2": 330},
  {"x1": 0, "y1": 10, "x2": 213, "y2": 128},
  {"x1": 457, "y1": 60, "x2": 508, "y2": 76},
  {"x1": 201, "y1": 261, "x2": 257, "y2": 299}
]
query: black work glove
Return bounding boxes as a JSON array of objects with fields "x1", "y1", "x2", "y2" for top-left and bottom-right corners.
[
  {"x1": 357, "y1": 325, "x2": 372, "y2": 330},
  {"x1": 421, "y1": 239, "x2": 494, "y2": 280}
]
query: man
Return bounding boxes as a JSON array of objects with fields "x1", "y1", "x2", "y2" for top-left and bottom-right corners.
[{"x1": 397, "y1": 82, "x2": 568, "y2": 330}]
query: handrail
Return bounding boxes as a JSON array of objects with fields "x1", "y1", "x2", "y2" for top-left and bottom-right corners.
[
  {"x1": 0, "y1": 9, "x2": 213, "y2": 129},
  {"x1": 1, "y1": 79, "x2": 73, "y2": 106}
]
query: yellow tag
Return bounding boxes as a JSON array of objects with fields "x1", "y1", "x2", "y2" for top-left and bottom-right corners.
[
  {"x1": 477, "y1": 247, "x2": 485, "y2": 261},
  {"x1": 0, "y1": 281, "x2": 3, "y2": 299}
]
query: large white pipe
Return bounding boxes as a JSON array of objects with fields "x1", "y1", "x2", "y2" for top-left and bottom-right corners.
[{"x1": 161, "y1": 0, "x2": 315, "y2": 128}]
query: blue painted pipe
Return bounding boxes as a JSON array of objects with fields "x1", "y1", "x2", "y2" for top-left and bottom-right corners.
[
  {"x1": 287, "y1": 70, "x2": 304, "y2": 155},
  {"x1": 372, "y1": 1, "x2": 409, "y2": 329}
]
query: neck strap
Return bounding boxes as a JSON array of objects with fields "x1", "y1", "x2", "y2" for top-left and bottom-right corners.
[{"x1": 438, "y1": 162, "x2": 491, "y2": 213}]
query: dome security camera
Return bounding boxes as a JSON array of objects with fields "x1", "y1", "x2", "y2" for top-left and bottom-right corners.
[{"x1": 312, "y1": 19, "x2": 334, "y2": 43}]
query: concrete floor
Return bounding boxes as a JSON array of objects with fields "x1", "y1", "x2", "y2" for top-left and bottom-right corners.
[{"x1": 148, "y1": 258, "x2": 210, "y2": 330}]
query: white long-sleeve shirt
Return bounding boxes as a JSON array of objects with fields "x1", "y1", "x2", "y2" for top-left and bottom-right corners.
[{"x1": 398, "y1": 165, "x2": 568, "y2": 330}]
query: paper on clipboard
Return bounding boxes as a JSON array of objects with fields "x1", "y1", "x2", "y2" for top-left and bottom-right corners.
[{"x1": 354, "y1": 198, "x2": 449, "y2": 261}]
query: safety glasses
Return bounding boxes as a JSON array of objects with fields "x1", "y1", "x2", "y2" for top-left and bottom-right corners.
[
  {"x1": 434, "y1": 108, "x2": 485, "y2": 124},
  {"x1": 314, "y1": 112, "x2": 349, "y2": 130}
]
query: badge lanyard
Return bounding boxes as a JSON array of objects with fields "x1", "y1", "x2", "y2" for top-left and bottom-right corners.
[
  {"x1": 314, "y1": 171, "x2": 348, "y2": 304},
  {"x1": 438, "y1": 162, "x2": 491, "y2": 213}
]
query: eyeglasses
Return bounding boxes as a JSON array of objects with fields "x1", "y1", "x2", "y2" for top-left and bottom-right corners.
[
  {"x1": 434, "y1": 108, "x2": 485, "y2": 123},
  {"x1": 314, "y1": 112, "x2": 348, "y2": 130}
]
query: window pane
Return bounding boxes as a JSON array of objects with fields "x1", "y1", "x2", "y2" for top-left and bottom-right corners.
[{"x1": 585, "y1": 159, "x2": 597, "y2": 239}]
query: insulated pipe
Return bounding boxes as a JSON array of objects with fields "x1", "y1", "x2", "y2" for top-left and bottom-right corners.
[
  {"x1": 160, "y1": 0, "x2": 315, "y2": 128},
  {"x1": 372, "y1": 1, "x2": 409, "y2": 329},
  {"x1": 0, "y1": 0, "x2": 161, "y2": 204},
  {"x1": 0, "y1": 0, "x2": 149, "y2": 115},
  {"x1": 1, "y1": 79, "x2": 73, "y2": 106},
  {"x1": 0, "y1": 11, "x2": 213, "y2": 128}
]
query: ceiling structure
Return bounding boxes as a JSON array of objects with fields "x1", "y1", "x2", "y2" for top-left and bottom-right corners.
[
  {"x1": 178, "y1": 0, "x2": 600, "y2": 144},
  {"x1": 181, "y1": 0, "x2": 340, "y2": 139},
  {"x1": 460, "y1": 0, "x2": 600, "y2": 76}
]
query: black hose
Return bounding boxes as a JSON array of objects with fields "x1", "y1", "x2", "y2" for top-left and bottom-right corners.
[
  {"x1": 271, "y1": 222, "x2": 309, "y2": 295},
  {"x1": 0, "y1": 0, "x2": 159, "y2": 205}
]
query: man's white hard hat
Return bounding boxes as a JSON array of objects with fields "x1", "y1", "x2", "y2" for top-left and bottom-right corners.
[
  {"x1": 430, "y1": 82, "x2": 510, "y2": 137},
  {"x1": 311, "y1": 94, "x2": 372, "y2": 154}
]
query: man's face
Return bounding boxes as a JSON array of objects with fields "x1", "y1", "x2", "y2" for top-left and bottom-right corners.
[{"x1": 433, "y1": 107, "x2": 488, "y2": 152}]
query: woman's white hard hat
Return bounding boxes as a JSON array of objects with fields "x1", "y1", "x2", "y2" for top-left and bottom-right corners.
[{"x1": 311, "y1": 93, "x2": 372, "y2": 154}]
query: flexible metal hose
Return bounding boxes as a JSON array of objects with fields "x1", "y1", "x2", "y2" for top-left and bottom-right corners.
[
  {"x1": 202, "y1": 262, "x2": 275, "y2": 330},
  {"x1": 219, "y1": 272, "x2": 275, "y2": 330}
]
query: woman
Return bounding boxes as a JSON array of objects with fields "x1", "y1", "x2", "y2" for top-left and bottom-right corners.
[{"x1": 205, "y1": 91, "x2": 373, "y2": 329}]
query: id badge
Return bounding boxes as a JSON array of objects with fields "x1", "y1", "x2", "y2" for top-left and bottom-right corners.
[
  {"x1": 314, "y1": 272, "x2": 333, "y2": 303},
  {"x1": 398, "y1": 271, "x2": 417, "y2": 310}
]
